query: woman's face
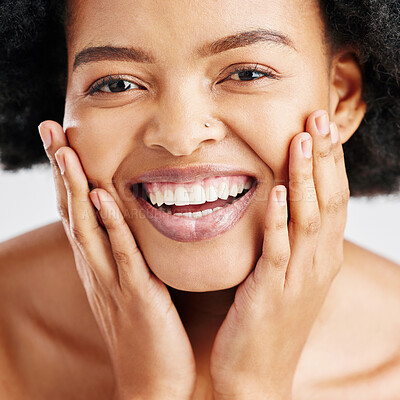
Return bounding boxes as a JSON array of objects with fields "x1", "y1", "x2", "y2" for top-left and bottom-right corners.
[{"x1": 64, "y1": 0, "x2": 332, "y2": 291}]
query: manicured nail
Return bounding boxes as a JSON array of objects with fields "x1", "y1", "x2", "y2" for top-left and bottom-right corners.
[
  {"x1": 330, "y1": 122, "x2": 339, "y2": 144},
  {"x1": 38, "y1": 124, "x2": 52, "y2": 150},
  {"x1": 90, "y1": 191, "x2": 101, "y2": 211},
  {"x1": 301, "y1": 137, "x2": 312, "y2": 159},
  {"x1": 55, "y1": 151, "x2": 65, "y2": 175},
  {"x1": 275, "y1": 186, "x2": 286, "y2": 206},
  {"x1": 315, "y1": 111, "x2": 330, "y2": 136}
]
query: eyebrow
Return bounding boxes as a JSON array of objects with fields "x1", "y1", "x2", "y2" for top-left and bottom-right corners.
[{"x1": 73, "y1": 28, "x2": 296, "y2": 71}]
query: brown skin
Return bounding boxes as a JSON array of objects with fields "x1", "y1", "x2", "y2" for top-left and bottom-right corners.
[{"x1": 1, "y1": 0, "x2": 400, "y2": 399}]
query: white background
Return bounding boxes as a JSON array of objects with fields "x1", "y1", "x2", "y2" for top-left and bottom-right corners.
[{"x1": 0, "y1": 166, "x2": 399, "y2": 264}]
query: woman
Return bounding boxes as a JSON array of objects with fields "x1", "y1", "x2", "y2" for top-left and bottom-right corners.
[{"x1": 0, "y1": 0, "x2": 399, "y2": 399}]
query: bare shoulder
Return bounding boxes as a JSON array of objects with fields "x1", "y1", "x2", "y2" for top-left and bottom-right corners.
[
  {"x1": 0, "y1": 221, "x2": 80, "y2": 308},
  {"x1": 295, "y1": 240, "x2": 400, "y2": 399},
  {"x1": 0, "y1": 222, "x2": 111, "y2": 398},
  {"x1": 341, "y1": 240, "x2": 400, "y2": 314},
  {"x1": 327, "y1": 240, "x2": 400, "y2": 356}
]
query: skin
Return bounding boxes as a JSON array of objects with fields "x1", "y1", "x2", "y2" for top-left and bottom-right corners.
[
  {"x1": 4, "y1": 0, "x2": 400, "y2": 399},
  {"x1": 40, "y1": 0, "x2": 370, "y2": 398},
  {"x1": 61, "y1": 0, "x2": 366, "y2": 294}
]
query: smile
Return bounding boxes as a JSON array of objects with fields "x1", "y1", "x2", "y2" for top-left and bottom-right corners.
[{"x1": 129, "y1": 166, "x2": 257, "y2": 242}]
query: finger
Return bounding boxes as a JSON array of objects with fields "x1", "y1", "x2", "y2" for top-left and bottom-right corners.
[
  {"x1": 93, "y1": 189, "x2": 153, "y2": 291},
  {"x1": 306, "y1": 111, "x2": 347, "y2": 230},
  {"x1": 55, "y1": 146, "x2": 118, "y2": 285},
  {"x1": 306, "y1": 112, "x2": 348, "y2": 280},
  {"x1": 286, "y1": 132, "x2": 320, "y2": 283},
  {"x1": 330, "y1": 121, "x2": 350, "y2": 195},
  {"x1": 253, "y1": 185, "x2": 290, "y2": 294},
  {"x1": 38, "y1": 121, "x2": 70, "y2": 224}
]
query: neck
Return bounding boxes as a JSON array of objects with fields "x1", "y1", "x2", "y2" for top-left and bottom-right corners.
[
  {"x1": 168, "y1": 285, "x2": 238, "y2": 399},
  {"x1": 168, "y1": 285, "x2": 237, "y2": 351}
]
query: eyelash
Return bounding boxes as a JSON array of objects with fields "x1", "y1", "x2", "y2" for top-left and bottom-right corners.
[{"x1": 87, "y1": 65, "x2": 278, "y2": 95}]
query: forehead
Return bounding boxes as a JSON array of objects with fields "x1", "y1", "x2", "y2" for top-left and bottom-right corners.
[{"x1": 67, "y1": 0, "x2": 326, "y2": 64}]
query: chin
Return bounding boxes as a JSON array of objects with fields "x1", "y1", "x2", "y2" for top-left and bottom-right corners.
[{"x1": 132, "y1": 208, "x2": 264, "y2": 292}]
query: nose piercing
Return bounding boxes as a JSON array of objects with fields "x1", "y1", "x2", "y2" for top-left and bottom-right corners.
[{"x1": 205, "y1": 122, "x2": 210, "y2": 127}]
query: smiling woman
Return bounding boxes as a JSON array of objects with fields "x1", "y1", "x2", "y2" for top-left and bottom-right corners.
[{"x1": 0, "y1": 1, "x2": 400, "y2": 400}]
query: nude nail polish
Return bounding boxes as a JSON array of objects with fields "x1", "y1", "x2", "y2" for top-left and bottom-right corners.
[
  {"x1": 315, "y1": 111, "x2": 330, "y2": 136},
  {"x1": 38, "y1": 124, "x2": 52, "y2": 150}
]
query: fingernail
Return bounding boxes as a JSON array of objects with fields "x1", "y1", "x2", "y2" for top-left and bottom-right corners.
[
  {"x1": 55, "y1": 151, "x2": 65, "y2": 175},
  {"x1": 315, "y1": 111, "x2": 330, "y2": 136},
  {"x1": 330, "y1": 122, "x2": 339, "y2": 144},
  {"x1": 38, "y1": 124, "x2": 52, "y2": 150},
  {"x1": 275, "y1": 186, "x2": 286, "y2": 206},
  {"x1": 90, "y1": 191, "x2": 101, "y2": 211},
  {"x1": 301, "y1": 137, "x2": 312, "y2": 159}
]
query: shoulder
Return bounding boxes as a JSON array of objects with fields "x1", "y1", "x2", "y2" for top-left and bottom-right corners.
[
  {"x1": 341, "y1": 240, "x2": 400, "y2": 316},
  {"x1": 0, "y1": 220, "x2": 101, "y2": 332},
  {"x1": 0, "y1": 221, "x2": 80, "y2": 310},
  {"x1": 298, "y1": 240, "x2": 400, "y2": 398},
  {"x1": 0, "y1": 220, "x2": 73, "y2": 271},
  {"x1": 0, "y1": 222, "x2": 108, "y2": 396},
  {"x1": 327, "y1": 240, "x2": 400, "y2": 354}
]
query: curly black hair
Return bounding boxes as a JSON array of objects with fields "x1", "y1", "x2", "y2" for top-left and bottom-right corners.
[{"x1": 0, "y1": 0, "x2": 399, "y2": 196}]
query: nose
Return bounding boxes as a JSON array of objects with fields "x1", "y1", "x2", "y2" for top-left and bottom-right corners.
[{"x1": 143, "y1": 83, "x2": 225, "y2": 156}]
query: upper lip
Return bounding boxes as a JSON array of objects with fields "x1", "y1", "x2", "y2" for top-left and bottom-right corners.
[{"x1": 128, "y1": 164, "x2": 258, "y2": 185}]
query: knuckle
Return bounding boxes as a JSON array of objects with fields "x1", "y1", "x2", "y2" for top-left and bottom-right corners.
[
  {"x1": 112, "y1": 249, "x2": 130, "y2": 266},
  {"x1": 272, "y1": 218, "x2": 288, "y2": 231},
  {"x1": 70, "y1": 225, "x2": 88, "y2": 246},
  {"x1": 268, "y1": 251, "x2": 290, "y2": 268},
  {"x1": 316, "y1": 146, "x2": 332, "y2": 161},
  {"x1": 299, "y1": 213, "x2": 321, "y2": 236},
  {"x1": 290, "y1": 172, "x2": 313, "y2": 189},
  {"x1": 334, "y1": 148, "x2": 345, "y2": 164},
  {"x1": 324, "y1": 191, "x2": 349, "y2": 215}
]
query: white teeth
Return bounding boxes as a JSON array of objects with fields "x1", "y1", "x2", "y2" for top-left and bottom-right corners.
[
  {"x1": 205, "y1": 185, "x2": 219, "y2": 202},
  {"x1": 218, "y1": 182, "x2": 229, "y2": 200},
  {"x1": 174, "y1": 186, "x2": 190, "y2": 206},
  {"x1": 173, "y1": 206, "x2": 224, "y2": 218},
  {"x1": 201, "y1": 209, "x2": 212, "y2": 216},
  {"x1": 149, "y1": 192, "x2": 157, "y2": 205},
  {"x1": 164, "y1": 188, "x2": 174, "y2": 205},
  {"x1": 147, "y1": 178, "x2": 253, "y2": 207},
  {"x1": 156, "y1": 190, "x2": 164, "y2": 206},
  {"x1": 229, "y1": 184, "x2": 238, "y2": 197},
  {"x1": 189, "y1": 184, "x2": 206, "y2": 205}
]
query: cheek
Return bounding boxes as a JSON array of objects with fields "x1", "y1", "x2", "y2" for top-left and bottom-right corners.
[
  {"x1": 215, "y1": 72, "x2": 329, "y2": 183},
  {"x1": 63, "y1": 104, "x2": 140, "y2": 184}
]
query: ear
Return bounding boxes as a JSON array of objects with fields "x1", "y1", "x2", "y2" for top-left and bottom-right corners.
[{"x1": 329, "y1": 51, "x2": 367, "y2": 144}]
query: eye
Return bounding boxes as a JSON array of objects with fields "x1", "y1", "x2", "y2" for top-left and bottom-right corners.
[
  {"x1": 225, "y1": 65, "x2": 278, "y2": 83},
  {"x1": 89, "y1": 75, "x2": 141, "y2": 95}
]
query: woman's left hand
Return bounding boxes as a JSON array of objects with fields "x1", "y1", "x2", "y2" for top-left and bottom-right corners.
[{"x1": 209, "y1": 110, "x2": 349, "y2": 400}]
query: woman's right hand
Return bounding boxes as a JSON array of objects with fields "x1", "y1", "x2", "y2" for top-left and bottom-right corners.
[{"x1": 38, "y1": 121, "x2": 197, "y2": 400}]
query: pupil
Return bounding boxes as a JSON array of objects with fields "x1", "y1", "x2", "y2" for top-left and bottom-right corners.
[
  {"x1": 239, "y1": 70, "x2": 256, "y2": 81},
  {"x1": 110, "y1": 80, "x2": 128, "y2": 92}
]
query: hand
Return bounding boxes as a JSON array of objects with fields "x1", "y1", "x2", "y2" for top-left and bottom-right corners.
[
  {"x1": 38, "y1": 121, "x2": 196, "y2": 400},
  {"x1": 209, "y1": 110, "x2": 348, "y2": 400}
]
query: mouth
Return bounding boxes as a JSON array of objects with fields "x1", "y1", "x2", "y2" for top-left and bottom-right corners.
[{"x1": 129, "y1": 167, "x2": 258, "y2": 242}]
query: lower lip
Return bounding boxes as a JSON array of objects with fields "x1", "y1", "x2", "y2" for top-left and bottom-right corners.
[{"x1": 135, "y1": 185, "x2": 257, "y2": 242}]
